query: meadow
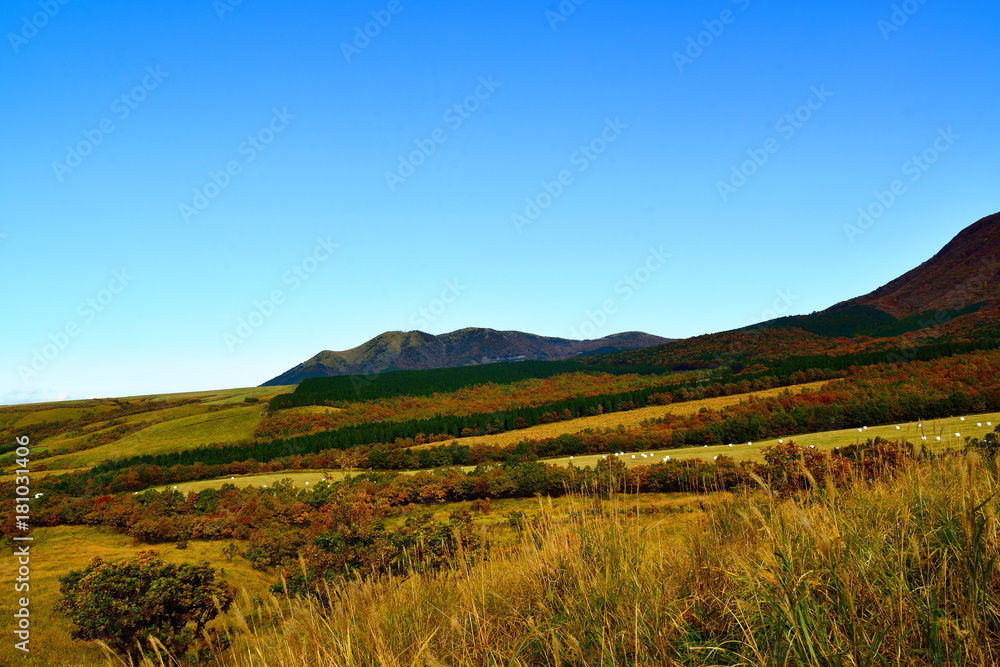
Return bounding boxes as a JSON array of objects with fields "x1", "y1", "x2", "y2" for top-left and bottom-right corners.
[
  {"x1": 542, "y1": 411, "x2": 1000, "y2": 467},
  {"x1": 245, "y1": 453, "x2": 994, "y2": 666},
  {"x1": 40, "y1": 405, "x2": 265, "y2": 471},
  {"x1": 9, "y1": 449, "x2": 999, "y2": 666},
  {"x1": 0, "y1": 491, "x2": 700, "y2": 666}
]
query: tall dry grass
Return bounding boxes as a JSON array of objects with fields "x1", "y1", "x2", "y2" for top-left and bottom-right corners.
[{"x1": 111, "y1": 453, "x2": 1000, "y2": 666}]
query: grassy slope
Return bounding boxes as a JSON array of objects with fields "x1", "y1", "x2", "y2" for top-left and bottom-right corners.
[
  {"x1": 16, "y1": 382, "x2": 819, "y2": 474},
  {"x1": 128, "y1": 386, "x2": 289, "y2": 404},
  {"x1": 11, "y1": 405, "x2": 116, "y2": 428},
  {"x1": 34, "y1": 457, "x2": 995, "y2": 665},
  {"x1": 0, "y1": 386, "x2": 283, "y2": 429},
  {"x1": 9, "y1": 453, "x2": 999, "y2": 665},
  {"x1": 283, "y1": 405, "x2": 344, "y2": 415},
  {"x1": 28, "y1": 403, "x2": 229, "y2": 459},
  {"x1": 154, "y1": 470, "x2": 343, "y2": 494},
  {"x1": 40, "y1": 405, "x2": 266, "y2": 470},
  {"x1": 14, "y1": 379, "x2": 996, "y2": 496},
  {"x1": 14, "y1": 387, "x2": 293, "y2": 472}
]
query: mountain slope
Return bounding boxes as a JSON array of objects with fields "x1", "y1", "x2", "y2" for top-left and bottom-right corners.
[
  {"x1": 263, "y1": 329, "x2": 672, "y2": 385},
  {"x1": 587, "y1": 210, "x2": 1000, "y2": 369},
  {"x1": 847, "y1": 211, "x2": 1000, "y2": 318}
]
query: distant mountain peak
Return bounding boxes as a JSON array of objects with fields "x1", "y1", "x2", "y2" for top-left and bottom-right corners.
[{"x1": 262, "y1": 327, "x2": 672, "y2": 385}]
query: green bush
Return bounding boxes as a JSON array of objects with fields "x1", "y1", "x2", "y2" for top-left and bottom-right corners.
[{"x1": 58, "y1": 550, "x2": 235, "y2": 660}]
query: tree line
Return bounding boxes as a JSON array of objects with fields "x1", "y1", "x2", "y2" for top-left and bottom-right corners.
[{"x1": 268, "y1": 360, "x2": 673, "y2": 409}]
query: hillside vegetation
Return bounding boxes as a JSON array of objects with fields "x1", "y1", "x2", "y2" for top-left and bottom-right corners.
[
  {"x1": 269, "y1": 359, "x2": 676, "y2": 407},
  {"x1": 0, "y1": 387, "x2": 289, "y2": 473},
  {"x1": 410, "y1": 380, "x2": 829, "y2": 450},
  {"x1": 5, "y1": 348, "x2": 1000, "y2": 664},
  {"x1": 12, "y1": 451, "x2": 995, "y2": 666},
  {"x1": 242, "y1": 454, "x2": 999, "y2": 666}
]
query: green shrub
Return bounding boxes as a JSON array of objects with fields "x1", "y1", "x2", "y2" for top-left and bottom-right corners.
[{"x1": 58, "y1": 550, "x2": 234, "y2": 659}]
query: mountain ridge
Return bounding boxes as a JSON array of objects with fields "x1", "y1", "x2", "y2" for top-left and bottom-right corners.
[{"x1": 262, "y1": 329, "x2": 672, "y2": 385}]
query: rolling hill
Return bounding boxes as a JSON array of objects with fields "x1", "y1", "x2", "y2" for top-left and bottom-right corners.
[{"x1": 262, "y1": 328, "x2": 672, "y2": 385}]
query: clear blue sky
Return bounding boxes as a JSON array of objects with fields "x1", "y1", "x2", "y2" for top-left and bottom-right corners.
[{"x1": 2, "y1": 0, "x2": 998, "y2": 404}]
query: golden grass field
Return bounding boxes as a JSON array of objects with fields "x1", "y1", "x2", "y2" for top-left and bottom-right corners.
[
  {"x1": 0, "y1": 492, "x2": 701, "y2": 666},
  {"x1": 128, "y1": 386, "x2": 291, "y2": 405},
  {"x1": 0, "y1": 525, "x2": 276, "y2": 667},
  {"x1": 40, "y1": 406, "x2": 266, "y2": 471},
  {"x1": 207, "y1": 457, "x2": 1000, "y2": 665},
  {"x1": 13, "y1": 455, "x2": 999, "y2": 665},
  {"x1": 10, "y1": 404, "x2": 117, "y2": 429},
  {"x1": 413, "y1": 380, "x2": 829, "y2": 450},
  {"x1": 283, "y1": 405, "x2": 344, "y2": 415},
  {"x1": 152, "y1": 470, "x2": 344, "y2": 494},
  {"x1": 0, "y1": 386, "x2": 288, "y2": 426}
]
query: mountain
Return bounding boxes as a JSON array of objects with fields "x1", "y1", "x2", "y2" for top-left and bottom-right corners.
[
  {"x1": 266, "y1": 211, "x2": 1000, "y2": 384},
  {"x1": 586, "y1": 211, "x2": 1000, "y2": 370},
  {"x1": 263, "y1": 329, "x2": 672, "y2": 385},
  {"x1": 846, "y1": 211, "x2": 1000, "y2": 318}
]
